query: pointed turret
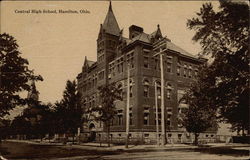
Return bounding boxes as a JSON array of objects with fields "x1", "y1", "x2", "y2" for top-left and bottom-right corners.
[
  {"x1": 27, "y1": 80, "x2": 39, "y2": 101},
  {"x1": 102, "y1": 1, "x2": 120, "y2": 36}
]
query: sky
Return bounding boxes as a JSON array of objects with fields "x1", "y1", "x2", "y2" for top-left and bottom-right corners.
[{"x1": 1, "y1": 0, "x2": 220, "y2": 106}]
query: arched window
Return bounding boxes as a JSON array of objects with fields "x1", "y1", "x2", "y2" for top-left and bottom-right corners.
[{"x1": 143, "y1": 79, "x2": 150, "y2": 97}]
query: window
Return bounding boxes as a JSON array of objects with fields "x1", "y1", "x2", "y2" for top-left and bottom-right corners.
[
  {"x1": 167, "y1": 90, "x2": 171, "y2": 99},
  {"x1": 117, "y1": 57, "x2": 124, "y2": 73},
  {"x1": 178, "y1": 134, "x2": 182, "y2": 139},
  {"x1": 129, "y1": 79, "x2": 133, "y2": 97},
  {"x1": 144, "y1": 107, "x2": 150, "y2": 125},
  {"x1": 177, "y1": 66, "x2": 181, "y2": 76},
  {"x1": 194, "y1": 67, "x2": 198, "y2": 78},
  {"x1": 98, "y1": 53, "x2": 105, "y2": 62},
  {"x1": 117, "y1": 110, "x2": 123, "y2": 125},
  {"x1": 167, "y1": 120, "x2": 171, "y2": 126},
  {"x1": 166, "y1": 83, "x2": 172, "y2": 99},
  {"x1": 144, "y1": 56, "x2": 149, "y2": 68},
  {"x1": 143, "y1": 79, "x2": 149, "y2": 97},
  {"x1": 177, "y1": 90, "x2": 186, "y2": 104},
  {"x1": 144, "y1": 134, "x2": 149, "y2": 138},
  {"x1": 127, "y1": 52, "x2": 134, "y2": 69},
  {"x1": 129, "y1": 107, "x2": 133, "y2": 125},
  {"x1": 109, "y1": 62, "x2": 116, "y2": 77},
  {"x1": 154, "y1": 58, "x2": 160, "y2": 70},
  {"x1": 98, "y1": 70, "x2": 105, "y2": 80},
  {"x1": 155, "y1": 106, "x2": 161, "y2": 125},
  {"x1": 117, "y1": 83, "x2": 123, "y2": 100},
  {"x1": 156, "y1": 81, "x2": 161, "y2": 99},
  {"x1": 120, "y1": 58, "x2": 124, "y2": 72},
  {"x1": 183, "y1": 64, "x2": 187, "y2": 77},
  {"x1": 188, "y1": 66, "x2": 192, "y2": 78},
  {"x1": 166, "y1": 62, "x2": 171, "y2": 72}
]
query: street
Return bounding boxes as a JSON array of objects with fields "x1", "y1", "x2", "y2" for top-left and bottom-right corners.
[{"x1": 0, "y1": 141, "x2": 249, "y2": 160}]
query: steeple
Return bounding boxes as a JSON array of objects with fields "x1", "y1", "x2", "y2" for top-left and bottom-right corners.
[
  {"x1": 102, "y1": 1, "x2": 120, "y2": 36},
  {"x1": 27, "y1": 80, "x2": 39, "y2": 101}
]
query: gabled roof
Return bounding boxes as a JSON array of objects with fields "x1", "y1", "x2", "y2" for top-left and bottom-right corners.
[
  {"x1": 129, "y1": 32, "x2": 151, "y2": 44},
  {"x1": 166, "y1": 41, "x2": 197, "y2": 58},
  {"x1": 83, "y1": 56, "x2": 96, "y2": 68},
  {"x1": 127, "y1": 31, "x2": 196, "y2": 58},
  {"x1": 149, "y1": 24, "x2": 163, "y2": 39},
  {"x1": 102, "y1": 1, "x2": 120, "y2": 36},
  {"x1": 87, "y1": 60, "x2": 95, "y2": 67}
]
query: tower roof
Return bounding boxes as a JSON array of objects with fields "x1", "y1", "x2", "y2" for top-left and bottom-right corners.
[
  {"x1": 102, "y1": 1, "x2": 120, "y2": 36},
  {"x1": 27, "y1": 80, "x2": 39, "y2": 101}
]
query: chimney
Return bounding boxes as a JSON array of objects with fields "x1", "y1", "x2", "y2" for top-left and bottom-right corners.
[{"x1": 129, "y1": 25, "x2": 143, "y2": 39}]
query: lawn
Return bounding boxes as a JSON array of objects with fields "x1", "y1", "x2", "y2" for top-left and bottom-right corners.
[{"x1": 0, "y1": 141, "x2": 117, "y2": 159}]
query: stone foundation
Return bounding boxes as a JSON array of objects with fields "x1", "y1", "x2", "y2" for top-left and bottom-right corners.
[{"x1": 81, "y1": 131, "x2": 216, "y2": 144}]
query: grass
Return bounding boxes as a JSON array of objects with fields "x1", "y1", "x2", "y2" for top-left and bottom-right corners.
[
  {"x1": 0, "y1": 141, "x2": 118, "y2": 159},
  {"x1": 0, "y1": 141, "x2": 248, "y2": 159}
]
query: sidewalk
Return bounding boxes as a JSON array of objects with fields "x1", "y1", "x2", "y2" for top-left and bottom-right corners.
[
  {"x1": 76, "y1": 142, "x2": 196, "y2": 151},
  {"x1": 5, "y1": 139, "x2": 250, "y2": 152},
  {"x1": 5, "y1": 139, "x2": 196, "y2": 151}
]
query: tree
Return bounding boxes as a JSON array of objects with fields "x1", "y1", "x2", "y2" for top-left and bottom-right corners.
[
  {"x1": 9, "y1": 102, "x2": 53, "y2": 140},
  {"x1": 0, "y1": 119, "x2": 11, "y2": 141},
  {"x1": 0, "y1": 33, "x2": 43, "y2": 118},
  {"x1": 179, "y1": 66, "x2": 217, "y2": 145},
  {"x1": 92, "y1": 82, "x2": 122, "y2": 147},
  {"x1": 54, "y1": 80, "x2": 82, "y2": 142},
  {"x1": 23, "y1": 102, "x2": 52, "y2": 140},
  {"x1": 187, "y1": 0, "x2": 249, "y2": 134},
  {"x1": 10, "y1": 115, "x2": 31, "y2": 139}
]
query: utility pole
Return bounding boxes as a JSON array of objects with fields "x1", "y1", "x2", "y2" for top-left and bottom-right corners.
[
  {"x1": 160, "y1": 48, "x2": 165, "y2": 146},
  {"x1": 155, "y1": 81, "x2": 160, "y2": 146},
  {"x1": 125, "y1": 63, "x2": 130, "y2": 148},
  {"x1": 153, "y1": 37, "x2": 167, "y2": 146}
]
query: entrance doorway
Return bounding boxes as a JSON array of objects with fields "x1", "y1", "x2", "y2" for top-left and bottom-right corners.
[{"x1": 88, "y1": 123, "x2": 96, "y2": 141}]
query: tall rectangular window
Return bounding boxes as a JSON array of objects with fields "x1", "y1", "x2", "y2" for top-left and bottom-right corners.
[
  {"x1": 188, "y1": 66, "x2": 192, "y2": 78},
  {"x1": 117, "y1": 110, "x2": 123, "y2": 125},
  {"x1": 144, "y1": 107, "x2": 150, "y2": 125},
  {"x1": 98, "y1": 70, "x2": 105, "y2": 80},
  {"x1": 166, "y1": 62, "x2": 172, "y2": 72},
  {"x1": 144, "y1": 56, "x2": 149, "y2": 68},
  {"x1": 177, "y1": 66, "x2": 181, "y2": 76},
  {"x1": 130, "y1": 86, "x2": 133, "y2": 97},
  {"x1": 157, "y1": 111, "x2": 161, "y2": 125},
  {"x1": 129, "y1": 79, "x2": 133, "y2": 97},
  {"x1": 143, "y1": 79, "x2": 149, "y2": 97},
  {"x1": 154, "y1": 58, "x2": 160, "y2": 70},
  {"x1": 183, "y1": 64, "x2": 187, "y2": 77},
  {"x1": 129, "y1": 108, "x2": 133, "y2": 125},
  {"x1": 127, "y1": 52, "x2": 134, "y2": 69}
]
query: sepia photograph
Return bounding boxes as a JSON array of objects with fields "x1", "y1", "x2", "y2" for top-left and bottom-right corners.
[{"x1": 0, "y1": 0, "x2": 249, "y2": 159}]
